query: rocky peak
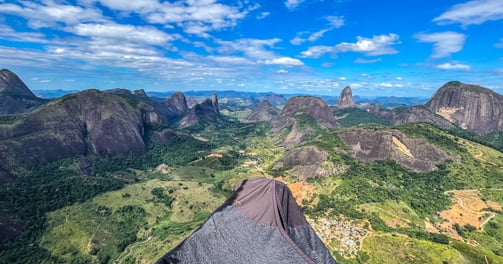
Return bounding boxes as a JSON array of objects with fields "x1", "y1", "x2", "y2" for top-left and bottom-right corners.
[
  {"x1": 133, "y1": 89, "x2": 148, "y2": 97},
  {"x1": 272, "y1": 96, "x2": 337, "y2": 131},
  {"x1": 166, "y1": 92, "x2": 188, "y2": 113},
  {"x1": 270, "y1": 96, "x2": 337, "y2": 148},
  {"x1": 425, "y1": 81, "x2": 503, "y2": 135},
  {"x1": 0, "y1": 69, "x2": 37, "y2": 98},
  {"x1": 198, "y1": 96, "x2": 219, "y2": 116},
  {"x1": 0, "y1": 69, "x2": 44, "y2": 114},
  {"x1": 0, "y1": 89, "x2": 155, "y2": 178},
  {"x1": 338, "y1": 86, "x2": 355, "y2": 109},
  {"x1": 186, "y1": 97, "x2": 197, "y2": 109},
  {"x1": 177, "y1": 94, "x2": 220, "y2": 128},
  {"x1": 260, "y1": 94, "x2": 287, "y2": 105},
  {"x1": 245, "y1": 100, "x2": 280, "y2": 122},
  {"x1": 211, "y1": 93, "x2": 219, "y2": 113}
]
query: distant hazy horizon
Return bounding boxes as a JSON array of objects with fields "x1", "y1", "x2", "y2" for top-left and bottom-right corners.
[
  {"x1": 1, "y1": 0, "x2": 502, "y2": 97},
  {"x1": 31, "y1": 87, "x2": 432, "y2": 100}
]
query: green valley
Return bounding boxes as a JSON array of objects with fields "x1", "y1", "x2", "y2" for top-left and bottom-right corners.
[{"x1": 1, "y1": 76, "x2": 503, "y2": 264}]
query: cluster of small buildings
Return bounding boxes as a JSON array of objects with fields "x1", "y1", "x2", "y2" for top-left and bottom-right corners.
[{"x1": 308, "y1": 217, "x2": 367, "y2": 257}]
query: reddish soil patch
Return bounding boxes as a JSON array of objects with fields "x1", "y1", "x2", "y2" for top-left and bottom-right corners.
[
  {"x1": 437, "y1": 190, "x2": 501, "y2": 240},
  {"x1": 276, "y1": 177, "x2": 316, "y2": 206}
]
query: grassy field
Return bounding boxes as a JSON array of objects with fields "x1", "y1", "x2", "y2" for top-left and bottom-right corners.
[
  {"x1": 333, "y1": 108, "x2": 390, "y2": 127},
  {"x1": 12, "y1": 121, "x2": 503, "y2": 263},
  {"x1": 359, "y1": 200, "x2": 424, "y2": 229},
  {"x1": 460, "y1": 140, "x2": 503, "y2": 168},
  {"x1": 482, "y1": 189, "x2": 503, "y2": 204},
  {"x1": 360, "y1": 234, "x2": 503, "y2": 264},
  {"x1": 362, "y1": 235, "x2": 464, "y2": 264},
  {"x1": 40, "y1": 179, "x2": 225, "y2": 263},
  {"x1": 445, "y1": 152, "x2": 503, "y2": 190},
  {"x1": 466, "y1": 209, "x2": 503, "y2": 256}
]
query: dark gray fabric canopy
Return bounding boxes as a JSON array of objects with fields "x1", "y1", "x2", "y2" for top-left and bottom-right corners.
[{"x1": 157, "y1": 178, "x2": 337, "y2": 264}]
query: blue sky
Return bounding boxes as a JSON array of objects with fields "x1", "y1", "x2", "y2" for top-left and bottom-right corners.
[{"x1": 0, "y1": 0, "x2": 502, "y2": 97}]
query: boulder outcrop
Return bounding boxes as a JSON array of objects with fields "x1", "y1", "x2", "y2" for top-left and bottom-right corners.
[
  {"x1": 425, "y1": 81, "x2": 503, "y2": 135},
  {"x1": 338, "y1": 128, "x2": 451, "y2": 172},
  {"x1": 271, "y1": 96, "x2": 337, "y2": 132}
]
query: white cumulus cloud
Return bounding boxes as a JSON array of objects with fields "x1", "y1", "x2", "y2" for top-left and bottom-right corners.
[
  {"x1": 301, "y1": 33, "x2": 400, "y2": 58},
  {"x1": 0, "y1": 25, "x2": 49, "y2": 43},
  {"x1": 0, "y1": 1, "x2": 104, "y2": 28},
  {"x1": 90, "y1": 0, "x2": 159, "y2": 12},
  {"x1": 70, "y1": 23, "x2": 178, "y2": 45},
  {"x1": 436, "y1": 63, "x2": 471, "y2": 70},
  {"x1": 415, "y1": 32, "x2": 466, "y2": 58},
  {"x1": 208, "y1": 56, "x2": 253, "y2": 65},
  {"x1": 285, "y1": 0, "x2": 305, "y2": 10},
  {"x1": 335, "y1": 34, "x2": 400, "y2": 55},
  {"x1": 377, "y1": 82, "x2": 393, "y2": 88},
  {"x1": 300, "y1": 45, "x2": 336, "y2": 58},
  {"x1": 434, "y1": 0, "x2": 503, "y2": 26},
  {"x1": 92, "y1": 0, "x2": 257, "y2": 36},
  {"x1": 261, "y1": 57, "x2": 304, "y2": 66},
  {"x1": 327, "y1": 16, "x2": 345, "y2": 28}
]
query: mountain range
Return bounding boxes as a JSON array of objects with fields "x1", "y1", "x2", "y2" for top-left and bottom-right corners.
[{"x1": 0, "y1": 69, "x2": 503, "y2": 263}]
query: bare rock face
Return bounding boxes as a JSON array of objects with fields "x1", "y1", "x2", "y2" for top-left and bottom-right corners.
[
  {"x1": 106, "y1": 88, "x2": 186, "y2": 124},
  {"x1": 338, "y1": 86, "x2": 356, "y2": 109},
  {"x1": 211, "y1": 94, "x2": 219, "y2": 114},
  {"x1": 282, "y1": 124, "x2": 314, "y2": 150},
  {"x1": 178, "y1": 94, "x2": 220, "y2": 128},
  {"x1": 338, "y1": 128, "x2": 451, "y2": 172},
  {"x1": 271, "y1": 96, "x2": 337, "y2": 132},
  {"x1": 245, "y1": 100, "x2": 280, "y2": 122},
  {"x1": 0, "y1": 90, "x2": 163, "y2": 179},
  {"x1": 186, "y1": 97, "x2": 198, "y2": 109},
  {"x1": 166, "y1": 92, "x2": 188, "y2": 114},
  {"x1": 77, "y1": 92, "x2": 151, "y2": 157},
  {"x1": 368, "y1": 105, "x2": 454, "y2": 130},
  {"x1": 425, "y1": 81, "x2": 503, "y2": 135},
  {"x1": 273, "y1": 146, "x2": 341, "y2": 180},
  {"x1": 0, "y1": 69, "x2": 44, "y2": 114},
  {"x1": 0, "y1": 69, "x2": 36, "y2": 98},
  {"x1": 270, "y1": 96, "x2": 337, "y2": 149},
  {"x1": 275, "y1": 146, "x2": 327, "y2": 168}
]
